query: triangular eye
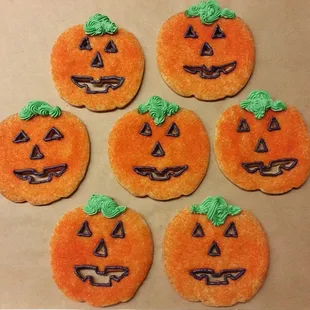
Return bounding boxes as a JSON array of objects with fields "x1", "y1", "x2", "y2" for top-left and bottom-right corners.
[
  {"x1": 44, "y1": 127, "x2": 63, "y2": 142},
  {"x1": 111, "y1": 221, "x2": 125, "y2": 238},
  {"x1": 166, "y1": 122, "x2": 180, "y2": 137},
  {"x1": 79, "y1": 37, "x2": 92, "y2": 50},
  {"x1": 13, "y1": 130, "x2": 30, "y2": 143},
  {"x1": 237, "y1": 119, "x2": 250, "y2": 132},
  {"x1": 192, "y1": 223, "x2": 204, "y2": 237},
  {"x1": 212, "y1": 24, "x2": 225, "y2": 39},
  {"x1": 268, "y1": 117, "x2": 281, "y2": 131},
  {"x1": 140, "y1": 122, "x2": 152, "y2": 136},
  {"x1": 224, "y1": 222, "x2": 238, "y2": 237},
  {"x1": 105, "y1": 40, "x2": 118, "y2": 53},
  {"x1": 77, "y1": 221, "x2": 92, "y2": 237},
  {"x1": 184, "y1": 25, "x2": 198, "y2": 38}
]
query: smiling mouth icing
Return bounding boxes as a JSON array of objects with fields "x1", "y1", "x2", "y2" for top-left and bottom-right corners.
[
  {"x1": 133, "y1": 165, "x2": 188, "y2": 181},
  {"x1": 13, "y1": 164, "x2": 67, "y2": 184},
  {"x1": 190, "y1": 268, "x2": 246, "y2": 285},
  {"x1": 74, "y1": 265, "x2": 129, "y2": 287},
  {"x1": 242, "y1": 158, "x2": 298, "y2": 177},
  {"x1": 183, "y1": 61, "x2": 237, "y2": 79},
  {"x1": 71, "y1": 76, "x2": 125, "y2": 94}
]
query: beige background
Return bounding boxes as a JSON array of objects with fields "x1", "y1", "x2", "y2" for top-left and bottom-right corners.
[{"x1": 0, "y1": 0, "x2": 309, "y2": 308}]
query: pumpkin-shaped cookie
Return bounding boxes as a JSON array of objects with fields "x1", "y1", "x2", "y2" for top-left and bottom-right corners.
[
  {"x1": 215, "y1": 90, "x2": 310, "y2": 194},
  {"x1": 0, "y1": 101, "x2": 90, "y2": 205},
  {"x1": 163, "y1": 196, "x2": 269, "y2": 307},
  {"x1": 50, "y1": 194, "x2": 153, "y2": 307},
  {"x1": 157, "y1": 0, "x2": 255, "y2": 100},
  {"x1": 51, "y1": 14, "x2": 144, "y2": 111},
  {"x1": 108, "y1": 96, "x2": 210, "y2": 200}
]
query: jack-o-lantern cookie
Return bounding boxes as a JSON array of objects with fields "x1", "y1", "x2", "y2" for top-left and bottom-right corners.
[
  {"x1": 50, "y1": 194, "x2": 153, "y2": 307},
  {"x1": 0, "y1": 100, "x2": 90, "y2": 205},
  {"x1": 163, "y1": 196, "x2": 269, "y2": 307},
  {"x1": 215, "y1": 90, "x2": 310, "y2": 194},
  {"x1": 157, "y1": 0, "x2": 255, "y2": 100},
  {"x1": 51, "y1": 14, "x2": 144, "y2": 111},
  {"x1": 108, "y1": 96, "x2": 210, "y2": 200}
]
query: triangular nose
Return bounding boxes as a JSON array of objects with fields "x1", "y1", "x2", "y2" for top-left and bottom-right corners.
[
  {"x1": 255, "y1": 138, "x2": 268, "y2": 153},
  {"x1": 90, "y1": 52, "x2": 104, "y2": 68},
  {"x1": 93, "y1": 238, "x2": 108, "y2": 257},
  {"x1": 200, "y1": 42, "x2": 213, "y2": 56},
  {"x1": 30, "y1": 145, "x2": 44, "y2": 160},
  {"x1": 208, "y1": 241, "x2": 221, "y2": 256},
  {"x1": 151, "y1": 141, "x2": 165, "y2": 157}
]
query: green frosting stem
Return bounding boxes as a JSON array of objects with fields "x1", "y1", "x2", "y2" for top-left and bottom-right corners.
[
  {"x1": 191, "y1": 196, "x2": 241, "y2": 226},
  {"x1": 83, "y1": 194, "x2": 126, "y2": 218},
  {"x1": 138, "y1": 96, "x2": 179, "y2": 126},
  {"x1": 185, "y1": 0, "x2": 235, "y2": 25},
  {"x1": 18, "y1": 100, "x2": 62, "y2": 120},
  {"x1": 84, "y1": 14, "x2": 118, "y2": 36},
  {"x1": 240, "y1": 90, "x2": 287, "y2": 119}
]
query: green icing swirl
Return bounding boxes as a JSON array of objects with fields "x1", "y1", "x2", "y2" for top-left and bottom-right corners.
[
  {"x1": 18, "y1": 100, "x2": 62, "y2": 120},
  {"x1": 191, "y1": 196, "x2": 241, "y2": 226},
  {"x1": 84, "y1": 14, "x2": 118, "y2": 36},
  {"x1": 221, "y1": 8, "x2": 235, "y2": 19},
  {"x1": 138, "y1": 96, "x2": 179, "y2": 126},
  {"x1": 185, "y1": 0, "x2": 235, "y2": 25},
  {"x1": 240, "y1": 90, "x2": 287, "y2": 119},
  {"x1": 83, "y1": 194, "x2": 126, "y2": 218}
]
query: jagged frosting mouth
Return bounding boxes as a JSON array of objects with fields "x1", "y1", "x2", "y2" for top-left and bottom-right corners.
[
  {"x1": 242, "y1": 158, "x2": 298, "y2": 176},
  {"x1": 190, "y1": 268, "x2": 246, "y2": 285},
  {"x1": 183, "y1": 61, "x2": 237, "y2": 79},
  {"x1": 13, "y1": 164, "x2": 67, "y2": 184},
  {"x1": 74, "y1": 265, "x2": 129, "y2": 287},
  {"x1": 71, "y1": 76, "x2": 125, "y2": 94},
  {"x1": 133, "y1": 165, "x2": 188, "y2": 181}
]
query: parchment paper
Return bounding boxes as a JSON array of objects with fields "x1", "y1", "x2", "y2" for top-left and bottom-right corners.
[{"x1": 0, "y1": 0, "x2": 310, "y2": 308}]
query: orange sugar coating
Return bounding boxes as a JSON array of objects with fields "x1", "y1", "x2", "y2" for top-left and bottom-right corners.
[
  {"x1": 108, "y1": 109, "x2": 210, "y2": 200},
  {"x1": 215, "y1": 105, "x2": 310, "y2": 194},
  {"x1": 163, "y1": 208, "x2": 269, "y2": 307},
  {"x1": 50, "y1": 207, "x2": 153, "y2": 307},
  {"x1": 0, "y1": 112, "x2": 90, "y2": 205},
  {"x1": 51, "y1": 25, "x2": 144, "y2": 111},
  {"x1": 157, "y1": 13, "x2": 255, "y2": 100}
]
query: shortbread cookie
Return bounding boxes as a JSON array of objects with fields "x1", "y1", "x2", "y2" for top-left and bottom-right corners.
[
  {"x1": 215, "y1": 90, "x2": 310, "y2": 194},
  {"x1": 108, "y1": 96, "x2": 210, "y2": 200},
  {"x1": 0, "y1": 100, "x2": 90, "y2": 205},
  {"x1": 50, "y1": 194, "x2": 153, "y2": 307},
  {"x1": 163, "y1": 196, "x2": 269, "y2": 307},
  {"x1": 51, "y1": 14, "x2": 144, "y2": 111},
  {"x1": 157, "y1": 0, "x2": 255, "y2": 100}
]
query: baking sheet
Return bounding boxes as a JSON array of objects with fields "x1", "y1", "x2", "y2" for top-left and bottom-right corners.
[{"x1": 0, "y1": 0, "x2": 310, "y2": 308}]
